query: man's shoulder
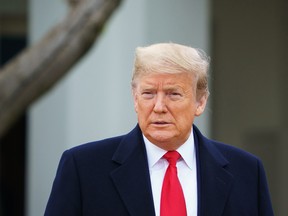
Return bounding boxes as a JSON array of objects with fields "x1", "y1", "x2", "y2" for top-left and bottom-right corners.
[
  {"x1": 67, "y1": 134, "x2": 126, "y2": 157},
  {"x1": 214, "y1": 140, "x2": 258, "y2": 159},
  {"x1": 206, "y1": 139, "x2": 262, "y2": 170},
  {"x1": 55, "y1": 135, "x2": 127, "y2": 170},
  {"x1": 194, "y1": 125, "x2": 259, "y2": 162},
  {"x1": 63, "y1": 125, "x2": 141, "y2": 159},
  {"x1": 58, "y1": 125, "x2": 143, "y2": 169}
]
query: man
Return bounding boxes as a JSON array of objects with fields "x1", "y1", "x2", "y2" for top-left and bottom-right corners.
[{"x1": 45, "y1": 43, "x2": 274, "y2": 215}]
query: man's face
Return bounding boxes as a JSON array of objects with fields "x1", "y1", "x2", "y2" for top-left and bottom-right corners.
[{"x1": 133, "y1": 72, "x2": 207, "y2": 150}]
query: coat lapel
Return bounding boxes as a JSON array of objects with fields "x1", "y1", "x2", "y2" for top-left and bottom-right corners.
[
  {"x1": 194, "y1": 126, "x2": 234, "y2": 216},
  {"x1": 110, "y1": 125, "x2": 234, "y2": 216},
  {"x1": 110, "y1": 126, "x2": 155, "y2": 216}
]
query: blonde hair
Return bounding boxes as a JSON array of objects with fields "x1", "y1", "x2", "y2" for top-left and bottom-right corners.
[{"x1": 131, "y1": 42, "x2": 210, "y2": 99}]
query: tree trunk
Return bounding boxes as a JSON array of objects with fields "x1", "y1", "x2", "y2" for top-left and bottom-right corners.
[{"x1": 0, "y1": 0, "x2": 122, "y2": 138}]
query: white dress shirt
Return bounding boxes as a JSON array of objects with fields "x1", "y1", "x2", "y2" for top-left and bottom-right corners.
[{"x1": 143, "y1": 129, "x2": 198, "y2": 216}]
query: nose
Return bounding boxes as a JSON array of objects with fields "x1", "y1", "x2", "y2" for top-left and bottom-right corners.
[{"x1": 153, "y1": 94, "x2": 167, "y2": 113}]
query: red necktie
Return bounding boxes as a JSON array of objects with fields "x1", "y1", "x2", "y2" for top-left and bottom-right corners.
[{"x1": 160, "y1": 151, "x2": 187, "y2": 216}]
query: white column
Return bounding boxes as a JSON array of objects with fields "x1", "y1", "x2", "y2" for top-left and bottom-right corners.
[
  {"x1": 27, "y1": 0, "x2": 211, "y2": 215},
  {"x1": 26, "y1": 1, "x2": 69, "y2": 216}
]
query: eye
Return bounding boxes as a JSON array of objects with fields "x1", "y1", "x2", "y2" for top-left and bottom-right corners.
[
  {"x1": 141, "y1": 91, "x2": 155, "y2": 99},
  {"x1": 168, "y1": 92, "x2": 182, "y2": 100}
]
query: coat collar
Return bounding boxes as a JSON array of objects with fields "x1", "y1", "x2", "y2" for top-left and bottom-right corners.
[
  {"x1": 110, "y1": 125, "x2": 234, "y2": 216},
  {"x1": 110, "y1": 125, "x2": 155, "y2": 216},
  {"x1": 193, "y1": 125, "x2": 234, "y2": 216}
]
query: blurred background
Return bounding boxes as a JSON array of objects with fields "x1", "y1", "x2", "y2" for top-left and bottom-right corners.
[{"x1": 0, "y1": 0, "x2": 287, "y2": 215}]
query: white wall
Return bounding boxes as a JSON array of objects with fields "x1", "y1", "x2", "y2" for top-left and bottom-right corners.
[
  {"x1": 27, "y1": 0, "x2": 211, "y2": 215},
  {"x1": 145, "y1": 0, "x2": 211, "y2": 136}
]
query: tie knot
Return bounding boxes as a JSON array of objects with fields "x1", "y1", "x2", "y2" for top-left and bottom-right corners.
[{"x1": 163, "y1": 151, "x2": 181, "y2": 166}]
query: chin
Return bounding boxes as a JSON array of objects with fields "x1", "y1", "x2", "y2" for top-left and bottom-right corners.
[{"x1": 149, "y1": 132, "x2": 175, "y2": 144}]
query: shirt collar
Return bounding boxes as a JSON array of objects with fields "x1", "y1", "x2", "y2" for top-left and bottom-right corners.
[{"x1": 143, "y1": 128, "x2": 195, "y2": 170}]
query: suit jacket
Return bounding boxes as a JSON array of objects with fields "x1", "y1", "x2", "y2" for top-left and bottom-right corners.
[{"x1": 44, "y1": 125, "x2": 274, "y2": 216}]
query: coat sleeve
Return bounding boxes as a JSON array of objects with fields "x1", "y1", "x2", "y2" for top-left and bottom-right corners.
[
  {"x1": 257, "y1": 159, "x2": 274, "y2": 216},
  {"x1": 44, "y1": 150, "x2": 82, "y2": 216}
]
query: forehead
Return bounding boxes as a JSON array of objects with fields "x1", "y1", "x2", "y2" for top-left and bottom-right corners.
[{"x1": 137, "y1": 72, "x2": 194, "y2": 88}]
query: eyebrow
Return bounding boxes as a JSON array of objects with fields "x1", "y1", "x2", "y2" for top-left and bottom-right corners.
[{"x1": 139, "y1": 85, "x2": 184, "y2": 92}]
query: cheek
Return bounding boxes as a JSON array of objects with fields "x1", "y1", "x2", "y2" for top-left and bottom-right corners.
[
  {"x1": 135, "y1": 99, "x2": 149, "y2": 117},
  {"x1": 174, "y1": 103, "x2": 197, "y2": 122},
  {"x1": 134, "y1": 102, "x2": 138, "y2": 113},
  {"x1": 133, "y1": 94, "x2": 139, "y2": 113},
  {"x1": 138, "y1": 102, "x2": 151, "y2": 116}
]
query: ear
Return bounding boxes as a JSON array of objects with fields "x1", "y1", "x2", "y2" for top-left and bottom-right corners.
[{"x1": 195, "y1": 94, "x2": 208, "y2": 116}]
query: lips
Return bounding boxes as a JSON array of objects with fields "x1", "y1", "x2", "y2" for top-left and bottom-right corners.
[{"x1": 152, "y1": 121, "x2": 170, "y2": 125}]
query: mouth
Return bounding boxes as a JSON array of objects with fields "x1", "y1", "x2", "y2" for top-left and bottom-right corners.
[{"x1": 152, "y1": 121, "x2": 170, "y2": 125}]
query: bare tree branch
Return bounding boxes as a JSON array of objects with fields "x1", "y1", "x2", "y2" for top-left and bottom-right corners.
[{"x1": 0, "y1": 0, "x2": 122, "y2": 138}]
